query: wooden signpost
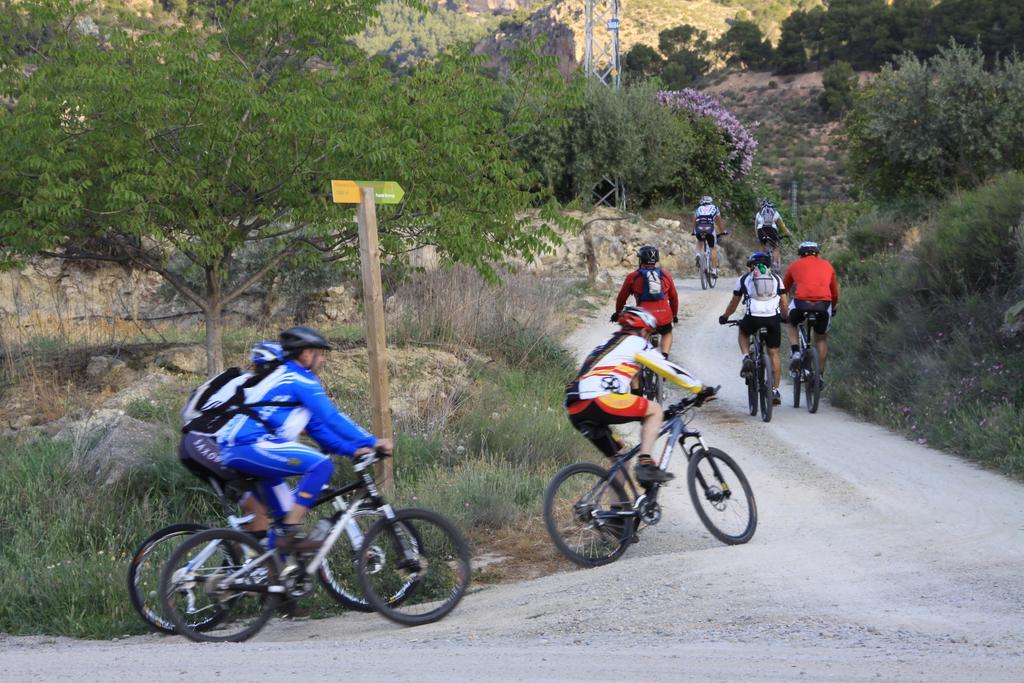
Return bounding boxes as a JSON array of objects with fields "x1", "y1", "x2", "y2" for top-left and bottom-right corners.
[{"x1": 331, "y1": 179, "x2": 405, "y2": 491}]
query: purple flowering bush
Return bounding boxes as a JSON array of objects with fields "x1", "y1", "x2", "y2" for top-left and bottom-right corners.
[{"x1": 657, "y1": 89, "x2": 758, "y2": 180}]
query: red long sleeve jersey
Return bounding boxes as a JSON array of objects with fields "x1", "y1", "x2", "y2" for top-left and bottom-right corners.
[
  {"x1": 782, "y1": 256, "x2": 839, "y2": 305},
  {"x1": 614, "y1": 269, "x2": 679, "y2": 327}
]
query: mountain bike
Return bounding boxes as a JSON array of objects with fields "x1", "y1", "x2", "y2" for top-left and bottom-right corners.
[
  {"x1": 544, "y1": 388, "x2": 757, "y2": 567},
  {"x1": 792, "y1": 311, "x2": 822, "y2": 413},
  {"x1": 635, "y1": 331, "x2": 664, "y2": 403},
  {"x1": 159, "y1": 449, "x2": 471, "y2": 642},
  {"x1": 695, "y1": 230, "x2": 728, "y2": 290},
  {"x1": 758, "y1": 229, "x2": 785, "y2": 272},
  {"x1": 129, "y1": 468, "x2": 404, "y2": 634},
  {"x1": 725, "y1": 319, "x2": 773, "y2": 422}
]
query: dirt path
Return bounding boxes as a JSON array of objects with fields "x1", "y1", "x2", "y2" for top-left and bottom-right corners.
[{"x1": 4, "y1": 279, "x2": 1024, "y2": 682}]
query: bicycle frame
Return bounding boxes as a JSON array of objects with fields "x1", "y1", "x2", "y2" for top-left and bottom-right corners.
[
  {"x1": 590, "y1": 405, "x2": 709, "y2": 519},
  {"x1": 178, "y1": 453, "x2": 415, "y2": 599}
]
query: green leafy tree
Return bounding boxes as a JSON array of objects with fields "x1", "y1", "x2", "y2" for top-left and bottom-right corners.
[
  {"x1": 845, "y1": 43, "x2": 1024, "y2": 198},
  {"x1": 623, "y1": 44, "x2": 664, "y2": 83},
  {"x1": 717, "y1": 19, "x2": 774, "y2": 70},
  {"x1": 818, "y1": 60, "x2": 857, "y2": 117},
  {"x1": 0, "y1": 0, "x2": 569, "y2": 372},
  {"x1": 657, "y1": 25, "x2": 710, "y2": 87}
]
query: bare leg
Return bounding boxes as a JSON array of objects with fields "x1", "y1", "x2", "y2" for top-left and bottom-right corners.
[
  {"x1": 660, "y1": 330, "x2": 673, "y2": 356},
  {"x1": 711, "y1": 245, "x2": 719, "y2": 269},
  {"x1": 738, "y1": 329, "x2": 750, "y2": 356},
  {"x1": 638, "y1": 400, "x2": 663, "y2": 456},
  {"x1": 817, "y1": 333, "x2": 829, "y2": 373},
  {"x1": 241, "y1": 495, "x2": 268, "y2": 532},
  {"x1": 768, "y1": 348, "x2": 782, "y2": 389},
  {"x1": 787, "y1": 322, "x2": 799, "y2": 347}
]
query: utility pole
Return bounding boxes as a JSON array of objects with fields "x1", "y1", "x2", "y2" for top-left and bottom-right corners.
[{"x1": 585, "y1": 0, "x2": 624, "y2": 209}]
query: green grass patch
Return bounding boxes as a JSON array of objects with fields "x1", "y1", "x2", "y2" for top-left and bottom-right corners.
[{"x1": 826, "y1": 173, "x2": 1024, "y2": 477}]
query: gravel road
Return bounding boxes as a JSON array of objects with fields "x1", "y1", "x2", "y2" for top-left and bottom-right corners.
[{"x1": 4, "y1": 279, "x2": 1023, "y2": 682}]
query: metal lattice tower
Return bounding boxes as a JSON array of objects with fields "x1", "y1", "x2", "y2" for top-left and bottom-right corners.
[{"x1": 584, "y1": 0, "x2": 625, "y2": 208}]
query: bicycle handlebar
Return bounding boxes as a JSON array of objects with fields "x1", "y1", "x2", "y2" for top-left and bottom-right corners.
[{"x1": 664, "y1": 385, "x2": 720, "y2": 418}]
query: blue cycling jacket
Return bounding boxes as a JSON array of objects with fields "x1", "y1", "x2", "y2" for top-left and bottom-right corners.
[{"x1": 216, "y1": 360, "x2": 377, "y2": 456}]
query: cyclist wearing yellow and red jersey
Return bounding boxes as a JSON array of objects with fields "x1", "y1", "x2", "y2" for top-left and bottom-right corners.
[
  {"x1": 612, "y1": 245, "x2": 679, "y2": 357},
  {"x1": 566, "y1": 306, "x2": 710, "y2": 486},
  {"x1": 784, "y1": 241, "x2": 840, "y2": 380}
]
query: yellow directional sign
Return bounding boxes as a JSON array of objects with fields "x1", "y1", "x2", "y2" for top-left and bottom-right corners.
[
  {"x1": 331, "y1": 180, "x2": 405, "y2": 204},
  {"x1": 331, "y1": 180, "x2": 361, "y2": 204}
]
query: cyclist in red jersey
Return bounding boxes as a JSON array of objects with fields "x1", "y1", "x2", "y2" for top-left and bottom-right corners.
[
  {"x1": 783, "y1": 242, "x2": 840, "y2": 380},
  {"x1": 612, "y1": 245, "x2": 678, "y2": 358}
]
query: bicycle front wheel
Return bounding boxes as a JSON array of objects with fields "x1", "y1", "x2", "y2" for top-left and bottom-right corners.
[
  {"x1": 804, "y1": 347, "x2": 821, "y2": 413},
  {"x1": 160, "y1": 528, "x2": 279, "y2": 643},
  {"x1": 127, "y1": 523, "x2": 209, "y2": 634},
  {"x1": 544, "y1": 462, "x2": 633, "y2": 567},
  {"x1": 687, "y1": 447, "x2": 757, "y2": 544},
  {"x1": 357, "y1": 508, "x2": 471, "y2": 626},
  {"x1": 318, "y1": 507, "x2": 413, "y2": 612}
]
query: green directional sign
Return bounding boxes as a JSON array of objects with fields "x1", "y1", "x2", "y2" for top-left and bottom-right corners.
[{"x1": 356, "y1": 181, "x2": 405, "y2": 205}]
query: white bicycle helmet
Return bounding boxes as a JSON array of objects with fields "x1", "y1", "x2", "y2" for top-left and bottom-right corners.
[
  {"x1": 699, "y1": 195, "x2": 713, "y2": 206},
  {"x1": 250, "y1": 342, "x2": 284, "y2": 364}
]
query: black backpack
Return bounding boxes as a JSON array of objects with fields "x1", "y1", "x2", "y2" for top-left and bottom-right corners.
[{"x1": 181, "y1": 362, "x2": 299, "y2": 435}]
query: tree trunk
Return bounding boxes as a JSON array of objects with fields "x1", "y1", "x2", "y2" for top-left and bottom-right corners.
[
  {"x1": 204, "y1": 266, "x2": 226, "y2": 375},
  {"x1": 204, "y1": 306, "x2": 225, "y2": 376}
]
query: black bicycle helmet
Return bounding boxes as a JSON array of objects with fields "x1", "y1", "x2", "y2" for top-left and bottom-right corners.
[
  {"x1": 746, "y1": 252, "x2": 772, "y2": 269},
  {"x1": 279, "y1": 325, "x2": 333, "y2": 357},
  {"x1": 638, "y1": 245, "x2": 659, "y2": 264},
  {"x1": 798, "y1": 241, "x2": 820, "y2": 256}
]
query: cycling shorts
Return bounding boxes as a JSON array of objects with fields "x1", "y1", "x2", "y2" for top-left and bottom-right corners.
[
  {"x1": 567, "y1": 394, "x2": 649, "y2": 458},
  {"x1": 788, "y1": 300, "x2": 832, "y2": 334},
  {"x1": 695, "y1": 230, "x2": 717, "y2": 248},
  {"x1": 757, "y1": 226, "x2": 780, "y2": 246},
  {"x1": 655, "y1": 323, "x2": 673, "y2": 336},
  {"x1": 178, "y1": 434, "x2": 257, "y2": 504},
  {"x1": 739, "y1": 314, "x2": 782, "y2": 349},
  {"x1": 221, "y1": 438, "x2": 334, "y2": 517}
]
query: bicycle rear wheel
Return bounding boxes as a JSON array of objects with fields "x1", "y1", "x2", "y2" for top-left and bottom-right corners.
[
  {"x1": 543, "y1": 462, "x2": 633, "y2": 567},
  {"x1": 759, "y1": 352, "x2": 773, "y2": 423},
  {"x1": 700, "y1": 265, "x2": 708, "y2": 290},
  {"x1": 792, "y1": 350, "x2": 802, "y2": 408},
  {"x1": 804, "y1": 347, "x2": 821, "y2": 413},
  {"x1": 357, "y1": 508, "x2": 471, "y2": 626},
  {"x1": 128, "y1": 523, "x2": 210, "y2": 634},
  {"x1": 746, "y1": 374, "x2": 757, "y2": 416},
  {"x1": 160, "y1": 528, "x2": 279, "y2": 643},
  {"x1": 687, "y1": 447, "x2": 757, "y2": 545}
]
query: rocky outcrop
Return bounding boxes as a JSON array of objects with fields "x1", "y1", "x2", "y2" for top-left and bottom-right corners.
[
  {"x1": 472, "y1": 2, "x2": 581, "y2": 77},
  {"x1": 69, "y1": 411, "x2": 175, "y2": 487}
]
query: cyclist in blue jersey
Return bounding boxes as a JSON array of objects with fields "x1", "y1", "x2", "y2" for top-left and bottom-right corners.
[{"x1": 218, "y1": 325, "x2": 393, "y2": 553}]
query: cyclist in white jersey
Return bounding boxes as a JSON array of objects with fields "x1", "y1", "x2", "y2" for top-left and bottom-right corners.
[
  {"x1": 754, "y1": 198, "x2": 793, "y2": 250},
  {"x1": 693, "y1": 195, "x2": 725, "y2": 275},
  {"x1": 718, "y1": 252, "x2": 789, "y2": 405}
]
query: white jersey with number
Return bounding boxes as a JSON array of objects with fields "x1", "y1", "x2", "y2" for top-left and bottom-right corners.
[{"x1": 577, "y1": 333, "x2": 704, "y2": 399}]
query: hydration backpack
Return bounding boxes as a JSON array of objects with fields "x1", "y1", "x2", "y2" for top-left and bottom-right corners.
[
  {"x1": 637, "y1": 267, "x2": 666, "y2": 302},
  {"x1": 181, "y1": 362, "x2": 298, "y2": 435},
  {"x1": 748, "y1": 264, "x2": 777, "y2": 301}
]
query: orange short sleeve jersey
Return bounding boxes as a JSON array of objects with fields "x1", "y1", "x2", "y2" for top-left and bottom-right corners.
[{"x1": 782, "y1": 256, "x2": 839, "y2": 304}]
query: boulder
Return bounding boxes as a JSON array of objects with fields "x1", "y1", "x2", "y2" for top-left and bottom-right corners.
[
  {"x1": 70, "y1": 413, "x2": 175, "y2": 487},
  {"x1": 155, "y1": 345, "x2": 206, "y2": 375},
  {"x1": 86, "y1": 355, "x2": 130, "y2": 387}
]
